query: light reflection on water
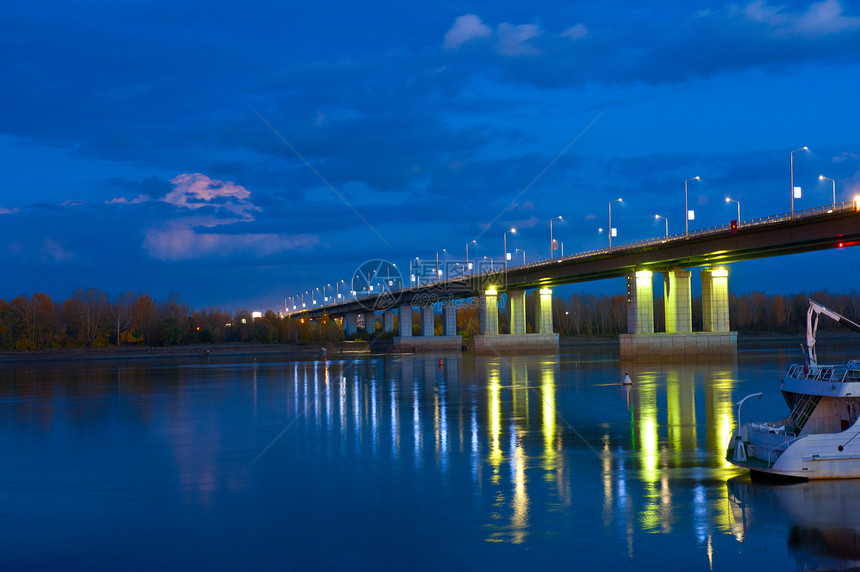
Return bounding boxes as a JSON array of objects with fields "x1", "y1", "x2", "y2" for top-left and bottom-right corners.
[{"x1": 0, "y1": 344, "x2": 858, "y2": 569}]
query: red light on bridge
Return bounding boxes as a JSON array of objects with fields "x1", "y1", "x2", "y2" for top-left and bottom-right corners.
[
  {"x1": 839, "y1": 242, "x2": 844, "y2": 248},
  {"x1": 730, "y1": 220, "x2": 738, "y2": 234}
]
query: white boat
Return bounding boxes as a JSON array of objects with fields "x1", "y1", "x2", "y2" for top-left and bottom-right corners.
[{"x1": 728, "y1": 299, "x2": 860, "y2": 480}]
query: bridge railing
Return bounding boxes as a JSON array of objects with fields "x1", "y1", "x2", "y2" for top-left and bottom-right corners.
[{"x1": 300, "y1": 200, "x2": 856, "y2": 314}]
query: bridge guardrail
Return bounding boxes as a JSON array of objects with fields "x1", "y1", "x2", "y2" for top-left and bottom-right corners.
[{"x1": 298, "y1": 201, "x2": 857, "y2": 314}]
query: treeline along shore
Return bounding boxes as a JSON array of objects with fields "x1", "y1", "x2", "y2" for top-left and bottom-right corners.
[{"x1": 1, "y1": 287, "x2": 858, "y2": 352}]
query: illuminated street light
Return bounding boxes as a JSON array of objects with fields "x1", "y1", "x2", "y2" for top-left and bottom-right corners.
[
  {"x1": 608, "y1": 198, "x2": 622, "y2": 249},
  {"x1": 684, "y1": 177, "x2": 700, "y2": 236},
  {"x1": 655, "y1": 214, "x2": 668, "y2": 237},
  {"x1": 515, "y1": 248, "x2": 526, "y2": 265},
  {"x1": 820, "y1": 175, "x2": 836, "y2": 207},
  {"x1": 466, "y1": 240, "x2": 476, "y2": 274},
  {"x1": 725, "y1": 197, "x2": 740, "y2": 222},
  {"x1": 549, "y1": 215, "x2": 563, "y2": 259},
  {"x1": 504, "y1": 228, "x2": 516, "y2": 272},
  {"x1": 790, "y1": 146, "x2": 808, "y2": 216}
]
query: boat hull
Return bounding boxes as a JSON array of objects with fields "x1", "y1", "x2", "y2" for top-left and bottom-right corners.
[{"x1": 729, "y1": 429, "x2": 860, "y2": 479}]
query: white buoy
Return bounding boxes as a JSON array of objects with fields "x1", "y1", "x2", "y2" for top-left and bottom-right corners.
[{"x1": 622, "y1": 371, "x2": 633, "y2": 385}]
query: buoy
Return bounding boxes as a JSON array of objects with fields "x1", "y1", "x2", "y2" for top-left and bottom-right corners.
[
  {"x1": 622, "y1": 371, "x2": 633, "y2": 385},
  {"x1": 438, "y1": 358, "x2": 444, "y2": 368}
]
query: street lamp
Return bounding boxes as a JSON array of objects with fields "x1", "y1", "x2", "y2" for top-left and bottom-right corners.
[
  {"x1": 549, "y1": 215, "x2": 563, "y2": 259},
  {"x1": 503, "y1": 228, "x2": 516, "y2": 272},
  {"x1": 684, "y1": 176, "x2": 700, "y2": 236},
  {"x1": 515, "y1": 248, "x2": 526, "y2": 265},
  {"x1": 725, "y1": 197, "x2": 740, "y2": 222},
  {"x1": 608, "y1": 198, "x2": 622, "y2": 249},
  {"x1": 820, "y1": 175, "x2": 836, "y2": 207},
  {"x1": 655, "y1": 214, "x2": 668, "y2": 237},
  {"x1": 483, "y1": 256, "x2": 494, "y2": 271},
  {"x1": 791, "y1": 146, "x2": 808, "y2": 216},
  {"x1": 466, "y1": 240, "x2": 476, "y2": 274}
]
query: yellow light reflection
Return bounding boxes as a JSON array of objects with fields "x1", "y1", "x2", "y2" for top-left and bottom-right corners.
[
  {"x1": 541, "y1": 364, "x2": 557, "y2": 473},
  {"x1": 511, "y1": 442, "x2": 528, "y2": 544},
  {"x1": 488, "y1": 368, "x2": 503, "y2": 485}
]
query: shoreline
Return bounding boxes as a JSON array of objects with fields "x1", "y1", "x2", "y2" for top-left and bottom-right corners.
[
  {"x1": 0, "y1": 342, "x2": 370, "y2": 363},
  {"x1": 0, "y1": 331, "x2": 852, "y2": 364}
]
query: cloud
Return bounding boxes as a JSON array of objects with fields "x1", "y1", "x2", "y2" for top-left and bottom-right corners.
[
  {"x1": 743, "y1": 0, "x2": 860, "y2": 36},
  {"x1": 106, "y1": 194, "x2": 150, "y2": 204},
  {"x1": 164, "y1": 173, "x2": 259, "y2": 221},
  {"x1": 40, "y1": 238, "x2": 74, "y2": 262},
  {"x1": 444, "y1": 15, "x2": 542, "y2": 57},
  {"x1": 143, "y1": 223, "x2": 319, "y2": 261},
  {"x1": 443, "y1": 14, "x2": 492, "y2": 50},
  {"x1": 496, "y1": 23, "x2": 542, "y2": 56},
  {"x1": 561, "y1": 24, "x2": 588, "y2": 40},
  {"x1": 0, "y1": 207, "x2": 19, "y2": 215}
]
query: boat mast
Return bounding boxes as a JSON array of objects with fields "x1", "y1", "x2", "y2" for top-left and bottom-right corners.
[{"x1": 806, "y1": 299, "x2": 860, "y2": 365}]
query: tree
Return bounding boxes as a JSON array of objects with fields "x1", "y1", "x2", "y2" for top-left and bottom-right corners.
[
  {"x1": 63, "y1": 288, "x2": 110, "y2": 346},
  {"x1": 12, "y1": 293, "x2": 56, "y2": 349},
  {"x1": 111, "y1": 291, "x2": 136, "y2": 346}
]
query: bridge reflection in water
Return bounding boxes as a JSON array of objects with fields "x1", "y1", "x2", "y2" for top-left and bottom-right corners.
[{"x1": 279, "y1": 354, "x2": 741, "y2": 553}]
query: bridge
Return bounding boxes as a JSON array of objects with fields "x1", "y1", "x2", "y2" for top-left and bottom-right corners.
[{"x1": 294, "y1": 201, "x2": 860, "y2": 356}]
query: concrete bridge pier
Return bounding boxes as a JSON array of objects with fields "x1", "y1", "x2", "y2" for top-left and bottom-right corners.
[
  {"x1": 398, "y1": 304, "x2": 412, "y2": 337},
  {"x1": 626, "y1": 270, "x2": 655, "y2": 334},
  {"x1": 479, "y1": 287, "x2": 499, "y2": 336},
  {"x1": 443, "y1": 300, "x2": 457, "y2": 336},
  {"x1": 393, "y1": 302, "x2": 461, "y2": 353},
  {"x1": 509, "y1": 290, "x2": 526, "y2": 335},
  {"x1": 420, "y1": 305, "x2": 435, "y2": 337},
  {"x1": 702, "y1": 268, "x2": 730, "y2": 332},
  {"x1": 665, "y1": 268, "x2": 692, "y2": 333},
  {"x1": 344, "y1": 312, "x2": 359, "y2": 337},
  {"x1": 383, "y1": 310, "x2": 396, "y2": 333},
  {"x1": 620, "y1": 266, "x2": 736, "y2": 358},
  {"x1": 535, "y1": 288, "x2": 554, "y2": 334},
  {"x1": 474, "y1": 287, "x2": 558, "y2": 354}
]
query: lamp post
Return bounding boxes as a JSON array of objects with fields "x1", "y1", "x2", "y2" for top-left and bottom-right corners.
[
  {"x1": 684, "y1": 176, "x2": 700, "y2": 236},
  {"x1": 608, "y1": 198, "x2": 622, "y2": 249},
  {"x1": 820, "y1": 175, "x2": 836, "y2": 207},
  {"x1": 484, "y1": 256, "x2": 494, "y2": 271},
  {"x1": 515, "y1": 248, "x2": 526, "y2": 265},
  {"x1": 791, "y1": 146, "x2": 808, "y2": 216},
  {"x1": 655, "y1": 214, "x2": 668, "y2": 237},
  {"x1": 323, "y1": 283, "x2": 330, "y2": 303},
  {"x1": 503, "y1": 228, "x2": 516, "y2": 272},
  {"x1": 725, "y1": 197, "x2": 740, "y2": 222},
  {"x1": 466, "y1": 240, "x2": 476, "y2": 274},
  {"x1": 549, "y1": 215, "x2": 562, "y2": 259}
]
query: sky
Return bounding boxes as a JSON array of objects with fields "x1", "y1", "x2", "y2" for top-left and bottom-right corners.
[{"x1": 2, "y1": 0, "x2": 860, "y2": 311}]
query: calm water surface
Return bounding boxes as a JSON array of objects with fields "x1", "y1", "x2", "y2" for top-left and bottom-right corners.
[{"x1": 2, "y1": 341, "x2": 860, "y2": 570}]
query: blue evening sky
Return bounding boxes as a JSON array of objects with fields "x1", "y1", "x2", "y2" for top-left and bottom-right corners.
[{"x1": 2, "y1": 0, "x2": 859, "y2": 310}]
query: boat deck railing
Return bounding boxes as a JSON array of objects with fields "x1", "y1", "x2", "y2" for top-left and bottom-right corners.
[{"x1": 786, "y1": 364, "x2": 860, "y2": 383}]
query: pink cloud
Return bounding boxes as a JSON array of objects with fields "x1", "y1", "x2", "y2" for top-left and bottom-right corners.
[
  {"x1": 443, "y1": 14, "x2": 492, "y2": 50},
  {"x1": 164, "y1": 173, "x2": 260, "y2": 221}
]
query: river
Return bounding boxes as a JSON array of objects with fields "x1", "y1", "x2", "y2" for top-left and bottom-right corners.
[{"x1": 2, "y1": 339, "x2": 859, "y2": 570}]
